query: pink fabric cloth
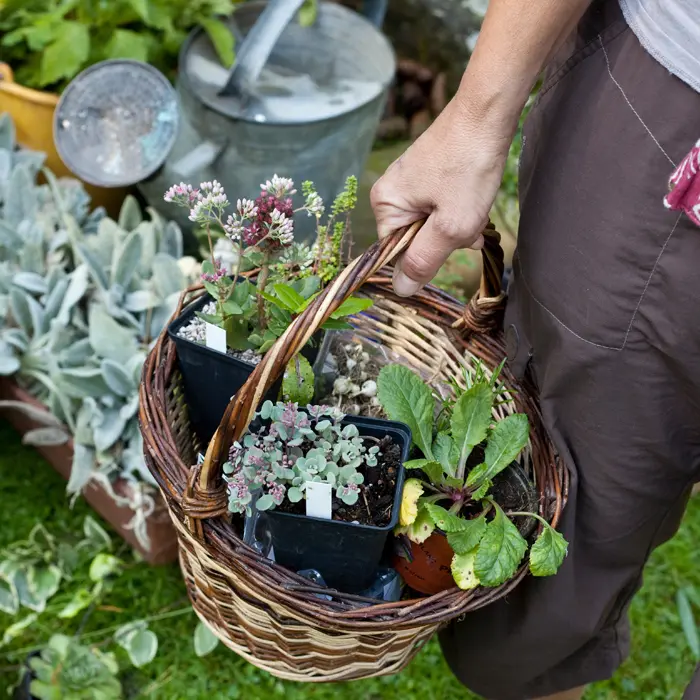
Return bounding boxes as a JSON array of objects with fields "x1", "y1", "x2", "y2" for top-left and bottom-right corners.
[{"x1": 664, "y1": 139, "x2": 700, "y2": 226}]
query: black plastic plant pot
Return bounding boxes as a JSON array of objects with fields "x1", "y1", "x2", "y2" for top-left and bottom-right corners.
[
  {"x1": 168, "y1": 293, "x2": 325, "y2": 442},
  {"x1": 13, "y1": 653, "x2": 39, "y2": 700},
  {"x1": 264, "y1": 415, "x2": 410, "y2": 593}
]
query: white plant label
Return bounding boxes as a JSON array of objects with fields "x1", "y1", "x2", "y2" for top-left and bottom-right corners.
[
  {"x1": 205, "y1": 322, "x2": 227, "y2": 354},
  {"x1": 305, "y1": 482, "x2": 332, "y2": 520}
]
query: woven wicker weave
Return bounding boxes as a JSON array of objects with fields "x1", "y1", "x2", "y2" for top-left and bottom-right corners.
[{"x1": 139, "y1": 222, "x2": 568, "y2": 682}]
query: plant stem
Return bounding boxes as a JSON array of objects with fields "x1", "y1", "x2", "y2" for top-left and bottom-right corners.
[
  {"x1": 205, "y1": 223, "x2": 215, "y2": 260},
  {"x1": 506, "y1": 511, "x2": 551, "y2": 528},
  {"x1": 256, "y1": 250, "x2": 271, "y2": 331}
]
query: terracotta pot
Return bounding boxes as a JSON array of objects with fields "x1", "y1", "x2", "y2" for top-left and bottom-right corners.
[
  {"x1": 0, "y1": 378, "x2": 178, "y2": 565},
  {"x1": 0, "y1": 63, "x2": 130, "y2": 219},
  {"x1": 393, "y1": 531, "x2": 455, "y2": 595}
]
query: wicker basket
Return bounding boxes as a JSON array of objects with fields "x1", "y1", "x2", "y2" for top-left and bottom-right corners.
[{"x1": 139, "y1": 222, "x2": 568, "y2": 682}]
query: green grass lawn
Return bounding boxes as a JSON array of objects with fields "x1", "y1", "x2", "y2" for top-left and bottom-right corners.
[{"x1": 0, "y1": 420, "x2": 697, "y2": 699}]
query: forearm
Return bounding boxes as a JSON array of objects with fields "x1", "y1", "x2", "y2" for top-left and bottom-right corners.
[{"x1": 454, "y1": 0, "x2": 593, "y2": 146}]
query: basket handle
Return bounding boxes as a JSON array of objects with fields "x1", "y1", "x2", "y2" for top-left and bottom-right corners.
[{"x1": 183, "y1": 220, "x2": 506, "y2": 520}]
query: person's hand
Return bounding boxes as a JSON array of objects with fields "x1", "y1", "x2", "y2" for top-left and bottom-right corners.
[{"x1": 371, "y1": 98, "x2": 510, "y2": 297}]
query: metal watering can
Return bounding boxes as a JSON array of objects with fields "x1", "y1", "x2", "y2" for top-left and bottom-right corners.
[{"x1": 54, "y1": 0, "x2": 394, "y2": 241}]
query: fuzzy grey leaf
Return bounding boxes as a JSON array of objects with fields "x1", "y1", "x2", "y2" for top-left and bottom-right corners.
[
  {"x1": 23, "y1": 427, "x2": 71, "y2": 446},
  {"x1": 59, "y1": 338, "x2": 93, "y2": 367},
  {"x1": 0, "y1": 400, "x2": 65, "y2": 427},
  {"x1": 0, "y1": 114, "x2": 15, "y2": 152},
  {"x1": 3, "y1": 328, "x2": 29, "y2": 353},
  {"x1": 5, "y1": 165, "x2": 37, "y2": 227},
  {"x1": 88, "y1": 304, "x2": 138, "y2": 365},
  {"x1": 76, "y1": 243, "x2": 109, "y2": 290},
  {"x1": 0, "y1": 220, "x2": 20, "y2": 249},
  {"x1": 112, "y1": 230, "x2": 143, "y2": 289},
  {"x1": 160, "y1": 221, "x2": 183, "y2": 259},
  {"x1": 0, "y1": 354, "x2": 20, "y2": 376},
  {"x1": 151, "y1": 254, "x2": 185, "y2": 299},
  {"x1": 10, "y1": 287, "x2": 43, "y2": 339},
  {"x1": 56, "y1": 367, "x2": 110, "y2": 399},
  {"x1": 12, "y1": 272, "x2": 47, "y2": 295},
  {"x1": 12, "y1": 150, "x2": 46, "y2": 180},
  {"x1": 58, "y1": 263, "x2": 88, "y2": 318},
  {"x1": 118, "y1": 194, "x2": 143, "y2": 231},
  {"x1": 67, "y1": 443, "x2": 96, "y2": 496},
  {"x1": 43, "y1": 277, "x2": 70, "y2": 322},
  {"x1": 93, "y1": 408, "x2": 127, "y2": 452},
  {"x1": 101, "y1": 359, "x2": 134, "y2": 397},
  {"x1": 124, "y1": 289, "x2": 158, "y2": 313}
]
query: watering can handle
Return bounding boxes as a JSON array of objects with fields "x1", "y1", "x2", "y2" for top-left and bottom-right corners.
[{"x1": 219, "y1": 0, "x2": 308, "y2": 98}]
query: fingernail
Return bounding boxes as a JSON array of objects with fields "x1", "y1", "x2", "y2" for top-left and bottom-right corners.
[{"x1": 393, "y1": 269, "x2": 421, "y2": 297}]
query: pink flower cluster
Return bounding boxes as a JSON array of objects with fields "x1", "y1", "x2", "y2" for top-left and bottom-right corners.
[
  {"x1": 201, "y1": 258, "x2": 225, "y2": 284},
  {"x1": 163, "y1": 180, "x2": 229, "y2": 223}
]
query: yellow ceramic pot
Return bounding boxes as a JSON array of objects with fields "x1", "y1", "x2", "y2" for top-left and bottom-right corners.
[{"x1": 0, "y1": 63, "x2": 129, "y2": 218}]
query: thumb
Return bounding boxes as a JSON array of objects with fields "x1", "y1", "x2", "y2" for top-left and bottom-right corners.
[{"x1": 392, "y1": 214, "x2": 485, "y2": 297}]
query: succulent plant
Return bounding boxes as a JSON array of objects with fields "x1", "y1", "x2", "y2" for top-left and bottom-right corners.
[
  {"x1": 27, "y1": 635, "x2": 122, "y2": 700},
  {"x1": 223, "y1": 401, "x2": 381, "y2": 515},
  {"x1": 0, "y1": 114, "x2": 197, "y2": 549}
]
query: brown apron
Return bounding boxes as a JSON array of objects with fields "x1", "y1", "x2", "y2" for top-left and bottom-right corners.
[{"x1": 439, "y1": 1, "x2": 700, "y2": 697}]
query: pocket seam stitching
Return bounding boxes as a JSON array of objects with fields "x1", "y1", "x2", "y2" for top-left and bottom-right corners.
[{"x1": 515, "y1": 212, "x2": 682, "y2": 352}]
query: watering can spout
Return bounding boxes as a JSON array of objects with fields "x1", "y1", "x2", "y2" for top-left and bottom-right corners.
[{"x1": 219, "y1": 0, "x2": 309, "y2": 98}]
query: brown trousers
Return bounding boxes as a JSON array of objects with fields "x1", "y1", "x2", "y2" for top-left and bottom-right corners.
[{"x1": 439, "y1": 1, "x2": 700, "y2": 698}]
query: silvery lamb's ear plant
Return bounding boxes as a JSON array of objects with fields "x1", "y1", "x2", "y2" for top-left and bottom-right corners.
[
  {"x1": 0, "y1": 117, "x2": 197, "y2": 550},
  {"x1": 224, "y1": 401, "x2": 380, "y2": 514}
]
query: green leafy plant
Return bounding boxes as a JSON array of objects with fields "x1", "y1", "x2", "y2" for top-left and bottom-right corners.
[
  {"x1": 28, "y1": 634, "x2": 122, "y2": 700},
  {"x1": 376, "y1": 360, "x2": 568, "y2": 590},
  {"x1": 224, "y1": 401, "x2": 379, "y2": 514},
  {"x1": 166, "y1": 175, "x2": 372, "y2": 356},
  {"x1": 677, "y1": 586, "x2": 700, "y2": 661},
  {"x1": 0, "y1": 0, "x2": 239, "y2": 92}
]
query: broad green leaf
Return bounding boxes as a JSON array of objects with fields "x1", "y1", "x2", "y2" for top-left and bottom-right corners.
[
  {"x1": 451, "y1": 383, "x2": 492, "y2": 470},
  {"x1": 0, "y1": 576, "x2": 18, "y2": 615},
  {"x1": 88, "y1": 304, "x2": 139, "y2": 366},
  {"x1": 446, "y1": 516, "x2": 487, "y2": 555},
  {"x1": 200, "y1": 17, "x2": 236, "y2": 68},
  {"x1": 330, "y1": 296, "x2": 373, "y2": 319},
  {"x1": 481, "y1": 413, "x2": 529, "y2": 481},
  {"x1": 424, "y1": 504, "x2": 468, "y2": 533},
  {"x1": 451, "y1": 550, "x2": 480, "y2": 590},
  {"x1": 529, "y1": 525, "x2": 568, "y2": 577},
  {"x1": 112, "y1": 230, "x2": 142, "y2": 288},
  {"x1": 273, "y1": 283, "x2": 306, "y2": 312},
  {"x1": 403, "y1": 459, "x2": 443, "y2": 485},
  {"x1": 2, "y1": 613, "x2": 37, "y2": 646},
  {"x1": 256, "y1": 494, "x2": 275, "y2": 511},
  {"x1": 106, "y1": 29, "x2": 149, "y2": 62},
  {"x1": 222, "y1": 298, "x2": 243, "y2": 315},
  {"x1": 377, "y1": 365, "x2": 434, "y2": 459},
  {"x1": 320, "y1": 319, "x2": 353, "y2": 331},
  {"x1": 27, "y1": 565, "x2": 61, "y2": 602},
  {"x1": 471, "y1": 478, "x2": 492, "y2": 501},
  {"x1": 433, "y1": 432, "x2": 455, "y2": 477},
  {"x1": 83, "y1": 515, "x2": 112, "y2": 550},
  {"x1": 58, "y1": 588, "x2": 94, "y2": 619},
  {"x1": 194, "y1": 620, "x2": 219, "y2": 657},
  {"x1": 291, "y1": 275, "x2": 320, "y2": 299},
  {"x1": 398, "y1": 504, "x2": 435, "y2": 544},
  {"x1": 117, "y1": 625, "x2": 158, "y2": 667},
  {"x1": 39, "y1": 21, "x2": 90, "y2": 88},
  {"x1": 299, "y1": 0, "x2": 318, "y2": 26},
  {"x1": 89, "y1": 554, "x2": 122, "y2": 582},
  {"x1": 474, "y1": 505, "x2": 527, "y2": 587},
  {"x1": 678, "y1": 589, "x2": 700, "y2": 660},
  {"x1": 128, "y1": 0, "x2": 151, "y2": 23},
  {"x1": 282, "y1": 355, "x2": 314, "y2": 404}
]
